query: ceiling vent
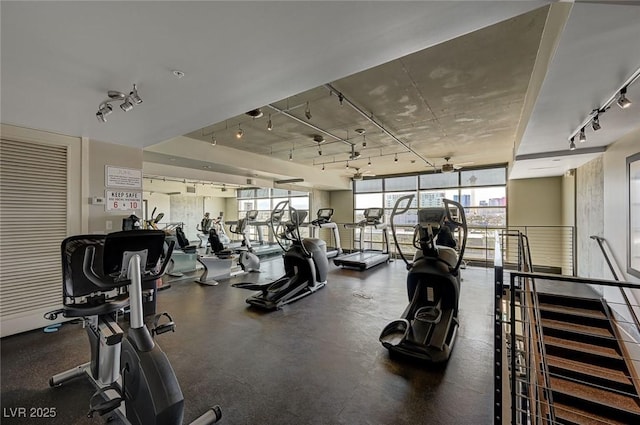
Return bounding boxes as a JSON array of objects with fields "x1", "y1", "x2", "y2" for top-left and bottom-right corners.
[
  {"x1": 313, "y1": 135, "x2": 325, "y2": 144},
  {"x1": 186, "y1": 186, "x2": 196, "y2": 193},
  {"x1": 245, "y1": 109, "x2": 263, "y2": 118}
]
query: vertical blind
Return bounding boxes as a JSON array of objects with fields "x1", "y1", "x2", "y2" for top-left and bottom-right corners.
[{"x1": 0, "y1": 138, "x2": 68, "y2": 318}]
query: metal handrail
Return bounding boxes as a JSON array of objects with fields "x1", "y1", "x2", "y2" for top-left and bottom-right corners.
[{"x1": 591, "y1": 235, "x2": 640, "y2": 333}]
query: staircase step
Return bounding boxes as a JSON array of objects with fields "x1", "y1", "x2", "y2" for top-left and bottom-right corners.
[
  {"x1": 547, "y1": 354, "x2": 635, "y2": 393},
  {"x1": 537, "y1": 293, "x2": 603, "y2": 311},
  {"x1": 538, "y1": 302, "x2": 608, "y2": 321},
  {"x1": 545, "y1": 335, "x2": 622, "y2": 360},
  {"x1": 550, "y1": 376, "x2": 640, "y2": 420},
  {"x1": 541, "y1": 318, "x2": 614, "y2": 339},
  {"x1": 553, "y1": 401, "x2": 634, "y2": 425}
]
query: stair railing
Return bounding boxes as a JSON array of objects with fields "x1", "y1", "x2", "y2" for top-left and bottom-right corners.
[{"x1": 591, "y1": 235, "x2": 640, "y2": 333}]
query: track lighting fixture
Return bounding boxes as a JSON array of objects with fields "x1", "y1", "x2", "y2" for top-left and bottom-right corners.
[
  {"x1": 211, "y1": 134, "x2": 217, "y2": 146},
  {"x1": 394, "y1": 153, "x2": 398, "y2": 163},
  {"x1": 346, "y1": 161, "x2": 349, "y2": 169},
  {"x1": 267, "y1": 114, "x2": 273, "y2": 131},
  {"x1": 569, "y1": 137, "x2": 576, "y2": 151},
  {"x1": 322, "y1": 164, "x2": 325, "y2": 172},
  {"x1": 579, "y1": 127, "x2": 586, "y2": 143},
  {"x1": 236, "y1": 124, "x2": 244, "y2": 139},
  {"x1": 591, "y1": 113, "x2": 601, "y2": 131},
  {"x1": 96, "y1": 84, "x2": 142, "y2": 122},
  {"x1": 362, "y1": 134, "x2": 367, "y2": 148},
  {"x1": 289, "y1": 150, "x2": 293, "y2": 161},
  {"x1": 305, "y1": 102, "x2": 312, "y2": 120},
  {"x1": 617, "y1": 87, "x2": 632, "y2": 109},
  {"x1": 318, "y1": 148, "x2": 322, "y2": 156},
  {"x1": 368, "y1": 157, "x2": 372, "y2": 167}
]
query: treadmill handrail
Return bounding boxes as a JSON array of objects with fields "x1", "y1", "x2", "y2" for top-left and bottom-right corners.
[{"x1": 390, "y1": 194, "x2": 415, "y2": 268}]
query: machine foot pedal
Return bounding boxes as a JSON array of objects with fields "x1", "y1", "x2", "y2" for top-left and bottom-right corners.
[{"x1": 151, "y1": 312, "x2": 176, "y2": 336}]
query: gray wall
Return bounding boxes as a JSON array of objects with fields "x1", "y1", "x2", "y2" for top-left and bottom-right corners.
[
  {"x1": 576, "y1": 156, "x2": 605, "y2": 279},
  {"x1": 330, "y1": 190, "x2": 355, "y2": 251},
  {"x1": 170, "y1": 195, "x2": 205, "y2": 242}
]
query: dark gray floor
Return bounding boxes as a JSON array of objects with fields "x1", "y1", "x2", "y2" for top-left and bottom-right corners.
[{"x1": 1, "y1": 259, "x2": 495, "y2": 425}]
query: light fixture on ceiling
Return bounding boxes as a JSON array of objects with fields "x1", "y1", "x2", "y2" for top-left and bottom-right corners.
[
  {"x1": 362, "y1": 134, "x2": 367, "y2": 148},
  {"x1": 368, "y1": 157, "x2": 372, "y2": 167},
  {"x1": 96, "y1": 84, "x2": 142, "y2": 122},
  {"x1": 321, "y1": 164, "x2": 325, "y2": 172},
  {"x1": 318, "y1": 148, "x2": 322, "y2": 156},
  {"x1": 305, "y1": 102, "x2": 312, "y2": 120},
  {"x1": 617, "y1": 87, "x2": 632, "y2": 109},
  {"x1": 267, "y1": 114, "x2": 273, "y2": 131},
  {"x1": 579, "y1": 127, "x2": 586, "y2": 143},
  {"x1": 246, "y1": 108, "x2": 263, "y2": 119},
  {"x1": 569, "y1": 137, "x2": 576, "y2": 151},
  {"x1": 236, "y1": 124, "x2": 244, "y2": 139},
  {"x1": 211, "y1": 134, "x2": 217, "y2": 146},
  {"x1": 591, "y1": 113, "x2": 601, "y2": 131},
  {"x1": 346, "y1": 161, "x2": 349, "y2": 169},
  {"x1": 394, "y1": 153, "x2": 398, "y2": 163},
  {"x1": 289, "y1": 150, "x2": 293, "y2": 161}
]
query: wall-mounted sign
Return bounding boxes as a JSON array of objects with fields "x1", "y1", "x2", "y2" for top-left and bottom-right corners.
[
  {"x1": 105, "y1": 190, "x2": 142, "y2": 211},
  {"x1": 105, "y1": 165, "x2": 142, "y2": 189}
]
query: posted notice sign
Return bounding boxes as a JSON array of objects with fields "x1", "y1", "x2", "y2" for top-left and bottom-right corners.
[
  {"x1": 105, "y1": 190, "x2": 142, "y2": 211},
  {"x1": 106, "y1": 166, "x2": 142, "y2": 189}
]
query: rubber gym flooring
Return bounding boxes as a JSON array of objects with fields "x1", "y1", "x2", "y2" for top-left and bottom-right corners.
[{"x1": 0, "y1": 259, "x2": 495, "y2": 425}]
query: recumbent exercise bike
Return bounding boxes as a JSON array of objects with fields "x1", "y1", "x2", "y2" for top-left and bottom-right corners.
[{"x1": 45, "y1": 230, "x2": 222, "y2": 424}]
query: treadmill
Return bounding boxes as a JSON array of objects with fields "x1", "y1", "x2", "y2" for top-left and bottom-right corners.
[
  {"x1": 248, "y1": 208, "x2": 286, "y2": 257},
  {"x1": 333, "y1": 207, "x2": 390, "y2": 271},
  {"x1": 310, "y1": 208, "x2": 343, "y2": 259}
]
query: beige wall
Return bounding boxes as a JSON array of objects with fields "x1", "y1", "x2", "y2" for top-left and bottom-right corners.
[
  {"x1": 576, "y1": 157, "x2": 605, "y2": 278},
  {"x1": 562, "y1": 173, "x2": 575, "y2": 227},
  {"x1": 88, "y1": 139, "x2": 143, "y2": 233},
  {"x1": 508, "y1": 177, "x2": 563, "y2": 226},
  {"x1": 330, "y1": 190, "x2": 355, "y2": 251}
]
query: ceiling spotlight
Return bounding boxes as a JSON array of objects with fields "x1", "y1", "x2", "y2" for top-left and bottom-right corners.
[
  {"x1": 96, "y1": 104, "x2": 113, "y2": 122},
  {"x1": 617, "y1": 87, "x2": 632, "y2": 109},
  {"x1": 346, "y1": 161, "x2": 349, "y2": 169},
  {"x1": 267, "y1": 114, "x2": 273, "y2": 131},
  {"x1": 579, "y1": 127, "x2": 586, "y2": 143},
  {"x1": 362, "y1": 134, "x2": 367, "y2": 148},
  {"x1": 211, "y1": 134, "x2": 217, "y2": 146},
  {"x1": 367, "y1": 157, "x2": 372, "y2": 167},
  {"x1": 321, "y1": 164, "x2": 325, "y2": 172},
  {"x1": 236, "y1": 124, "x2": 244, "y2": 139},
  {"x1": 96, "y1": 84, "x2": 141, "y2": 122},
  {"x1": 289, "y1": 150, "x2": 293, "y2": 161},
  {"x1": 338, "y1": 93, "x2": 344, "y2": 105},
  {"x1": 569, "y1": 137, "x2": 576, "y2": 151},
  {"x1": 129, "y1": 84, "x2": 143, "y2": 105},
  {"x1": 394, "y1": 153, "x2": 398, "y2": 162},
  {"x1": 318, "y1": 148, "x2": 322, "y2": 156},
  {"x1": 120, "y1": 97, "x2": 134, "y2": 112},
  {"x1": 305, "y1": 102, "x2": 312, "y2": 120},
  {"x1": 592, "y1": 114, "x2": 601, "y2": 131}
]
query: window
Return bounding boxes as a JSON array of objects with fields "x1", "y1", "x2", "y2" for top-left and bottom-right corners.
[{"x1": 353, "y1": 167, "x2": 507, "y2": 263}]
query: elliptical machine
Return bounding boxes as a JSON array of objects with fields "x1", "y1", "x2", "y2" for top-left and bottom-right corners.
[
  {"x1": 379, "y1": 195, "x2": 467, "y2": 363},
  {"x1": 45, "y1": 230, "x2": 222, "y2": 424},
  {"x1": 232, "y1": 201, "x2": 328, "y2": 310}
]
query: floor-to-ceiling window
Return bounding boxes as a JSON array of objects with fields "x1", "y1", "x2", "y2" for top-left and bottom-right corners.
[
  {"x1": 236, "y1": 188, "x2": 310, "y2": 242},
  {"x1": 353, "y1": 166, "x2": 507, "y2": 262}
]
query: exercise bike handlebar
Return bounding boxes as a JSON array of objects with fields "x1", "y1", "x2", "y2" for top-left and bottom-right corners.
[
  {"x1": 442, "y1": 198, "x2": 468, "y2": 272},
  {"x1": 82, "y1": 240, "x2": 175, "y2": 289},
  {"x1": 390, "y1": 194, "x2": 416, "y2": 269}
]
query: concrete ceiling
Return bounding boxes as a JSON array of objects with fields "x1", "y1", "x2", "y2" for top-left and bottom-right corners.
[{"x1": 2, "y1": 1, "x2": 640, "y2": 190}]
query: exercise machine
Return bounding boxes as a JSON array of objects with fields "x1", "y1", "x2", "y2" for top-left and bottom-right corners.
[
  {"x1": 232, "y1": 201, "x2": 328, "y2": 310},
  {"x1": 246, "y1": 209, "x2": 286, "y2": 258},
  {"x1": 379, "y1": 196, "x2": 467, "y2": 362},
  {"x1": 196, "y1": 225, "x2": 260, "y2": 285},
  {"x1": 309, "y1": 208, "x2": 343, "y2": 259},
  {"x1": 166, "y1": 225, "x2": 199, "y2": 278},
  {"x1": 45, "y1": 230, "x2": 222, "y2": 424},
  {"x1": 333, "y1": 208, "x2": 389, "y2": 270}
]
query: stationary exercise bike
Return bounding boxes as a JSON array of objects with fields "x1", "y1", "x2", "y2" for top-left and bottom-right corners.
[
  {"x1": 45, "y1": 230, "x2": 222, "y2": 424},
  {"x1": 232, "y1": 201, "x2": 328, "y2": 310},
  {"x1": 379, "y1": 195, "x2": 467, "y2": 362}
]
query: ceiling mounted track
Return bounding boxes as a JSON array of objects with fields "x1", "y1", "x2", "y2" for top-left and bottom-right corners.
[
  {"x1": 267, "y1": 103, "x2": 354, "y2": 147},
  {"x1": 325, "y1": 83, "x2": 434, "y2": 167}
]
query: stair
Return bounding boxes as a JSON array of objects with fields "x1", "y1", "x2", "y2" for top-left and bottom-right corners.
[{"x1": 535, "y1": 292, "x2": 640, "y2": 424}]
